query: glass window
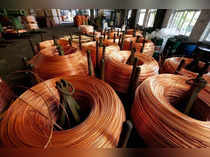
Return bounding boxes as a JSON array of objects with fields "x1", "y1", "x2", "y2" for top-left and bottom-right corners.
[
  {"x1": 167, "y1": 9, "x2": 201, "y2": 36},
  {"x1": 200, "y1": 21, "x2": 210, "y2": 42},
  {"x1": 138, "y1": 9, "x2": 146, "y2": 26},
  {"x1": 146, "y1": 9, "x2": 157, "y2": 27},
  {"x1": 137, "y1": 9, "x2": 157, "y2": 27}
]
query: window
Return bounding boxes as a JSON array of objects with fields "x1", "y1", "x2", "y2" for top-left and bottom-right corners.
[
  {"x1": 200, "y1": 21, "x2": 210, "y2": 42},
  {"x1": 138, "y1": 9, "x2": 146, "y2": 26},
  {"x1": 137, "y1": 9, "x2": 157, "y2": 27},
  {"x1": 146, "y1": 9, "x2": 157, "y2": 27},
  {"x1": 103, "y1": 9, "x2": 113, "y2": 20},
  {"x1": 167, "y1": 9, "x2": 201, "y2": 36}
]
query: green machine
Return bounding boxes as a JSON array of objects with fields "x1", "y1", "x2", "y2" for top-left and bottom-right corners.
[{"x1": 0, "y1": 9, "x2": 26, "y2": 31}]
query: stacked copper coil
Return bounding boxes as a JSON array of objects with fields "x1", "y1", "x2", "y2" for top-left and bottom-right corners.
[
  {"x1": 104, "y1": 30, "x2": 142, "y2": 39},
  {"x1": 126, "y1": 29, "x2": 142, "y2": 36},
  {"x1": 0, "y1": 76, "x2": 125, "y2": 148},
  {"x1": 103, "y1": 37, "x2": 155, "y2": 57},
  {"x1": 82, "y1": 41, "x2": 120, "y2": 68},
  {"x1": 32, "y1": 45, "x2": 89, "y2": 80},
  {"x1": 39, "y1": 39, "x2": 70, "y2": 50},
  {"x1": 0, "y1": 78, "x2": 14, "y2": 113},
  {"x1": 123, "y1": 38, "x2": 155, "y2": 57},
  {"x1": 74, "y1": 15, "x2": 88, "y2": 26},
  {"x1": 79, "y1": 25, "x2": 94, "y2": 34},
  {"x1": 105, "y1": 50, "x2": 159, "y2": 93},
  {"x1": 161, "y1": 57, "x2": 210, "y2": 82},
  {"x1": 131, "y1": 74, "x2": 210, "y2": 148}
]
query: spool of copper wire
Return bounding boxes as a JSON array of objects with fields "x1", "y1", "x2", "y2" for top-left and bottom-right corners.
[
  {"x1": 131, "y1": 74, "x2": 210, "y2": 148},
  {"x1": 105, "y1": 50, "x2": 159, "y2": 93},
  {"x1": 104, "y1": 37, "x2": 155, "y2": 57},
  {"x1": 79, "y1": 25, "x2": 94, "y2": 34},
  {"x1": 39, "y1": 39, "x2": 70, "y2": 50},
  {"x1": 0, "y1": 76, "x2": 126, "y2": 148},
  {"x1": 126, "y1": 29, "x2": 142, "y2": 36},
  {"x1": 161, "y1": 57, "x2": 210, "y2": 82},
  {"x1": 82, "y1": 41, "x2": 120, "y2": 68},
  {"x1": 32, "y1": 45, "x2": 89, "y2": 80}
]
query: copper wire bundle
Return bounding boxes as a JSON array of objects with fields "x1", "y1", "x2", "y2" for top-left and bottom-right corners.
[
  {"x1": 103, "y1": 37, "x2": 155, "y2": 57},
  {"x1": 0, "y1": 78, "x2": 14, "y2": 113},
  {"x1": 74, "y1": 15, "x2": 88, "y2": 26},
  {"x1": 39, "y1": 39, "x2": 70, "y2": 50},
  {"x1": 104, "y1": 31, "x2": 142, "y2": 39},
  {"x1": 82, "y1": 41, "x2": 120, "y2": 68},
  {"x1": 0, "y1": 76, "x2": 126, "y2": 148},
  {"x1": 126, "y1": 29, "x2": 142, "y2": 35},
  {"x1": 123, "y1": 38, "x2": 155, "y2": 57},
  {"x1": 105, "y1": 50, "x2": 159, "y2": 93},
  {"x1": 32, "y1": 45, "x2": 89, "y2": 80},
  {"x1": 79, "y1": 25, "x2": 94, "y2": 34},
  {"x1": 131, "y1": 74, "x2": 210, "y2": 148},
  {"x1": 161, "y1": 57, "x2": 210, "y2": 82}
]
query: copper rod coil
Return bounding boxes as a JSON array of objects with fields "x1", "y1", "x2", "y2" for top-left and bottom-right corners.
[
  {"x1": 38, "y1": 35, "x2": 92, "y2": 51},
  {"x1": 0, "y1": 76, "x2": 126, "y2": 148},
  {"x1": 39, "y1": 39, "x2": 70, "y2": 50},
  {"x1": 104, "y1": 31, "x2": 142, "y2": 39},
  {"x1": 81, "y1": 41, "x2": 120, "y2": 68},
  {"x1": 131, "y1": 74, "x2": 210, "y2": 148},
  {"x1": 103, "y1": 37, "x2": 155, "y2": 57},
  {"x1": 79, "y1": 25, "x2": 94, "y2": 34},
  {"x1": 161, "y1": 57, "x2": 210, "y2": 82},
  {"x1": 104, "y1": 50, "x2": 159, "y2": 93},
  {"x1": 31, "y1": 45, "x2": 89, "y2": 80},
  {"x1": 126, "y1": 29, "x2": 142, "y2": 35}
]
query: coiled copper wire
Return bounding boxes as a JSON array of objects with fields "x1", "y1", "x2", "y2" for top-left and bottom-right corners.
[
  {"x1": 0, "y1": 76, "x2": 126, "y2": 148},
  {"x1": 32, "y1": 45, "x2": 89, "y2": 80},
  {"x1": 79, "y1": 25, "x2": 94, "y2": 34},
  {"x1": 81, "y1": 41, "x2": 120, "y2": 68},
  {"x1": 105, "y1": 50, "x2": 159, "y2": 93},
  {"x1": 131, "y1": 74, "x2": 210, "y2": 148},
  {"x1": 103, "y1": 37, "x2": 155, "y2": 57},
  {"x1": 39, "y1": 39, "x2": 70, "y2": 50},
  {"x1": 161, "y1": 57, "x2": 210, "y2": 82},
  {"x1": 126, "y1": 29, "x2": 142, "y2": 36}
]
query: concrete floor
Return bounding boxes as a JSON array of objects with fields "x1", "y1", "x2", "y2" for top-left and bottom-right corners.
[{"x1": 0, "y1": 23, "x2": 79, "y2": 80}]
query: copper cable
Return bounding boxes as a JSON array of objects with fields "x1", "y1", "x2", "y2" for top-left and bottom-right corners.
[
  {"x1": 74, "y1": 15, "x2": 88, "y2": 26},
  {"x1": 161, "y1": 57, "x2": 210, "y2": 82},
  {"x1": 104, "y1": 50, "x2": 159, "y2": 93},
  {"x1": 0, "y1": 76, "x2": 126, "y2": 148},
  {"x1": 38, "y1": 35, "x2": 92, "y2": 52},
  {"x1": 79, "y1": 25, "x2": 94, "y2": 34},
  {"x1": 81, "y1": 41, "x2": 120, "y2": 68},
  {"x1": 131, "y1": 74, "x2": 210, "y2": 148},
  {"x1": 126, "y1": 29, "x2": 142, "y2": 35},
  {"x1": 31, "y1": 45, "x2": 89, "y2": 80},
  {"x1": 104, "y1": 37, "x2": 155, "y2": 57},
  {"x1": 104, "y1": 31, "x2": 142, "y2": 39},
  {"x1": 39, "y1": 39, "x2": 70, "y2": 50}
]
